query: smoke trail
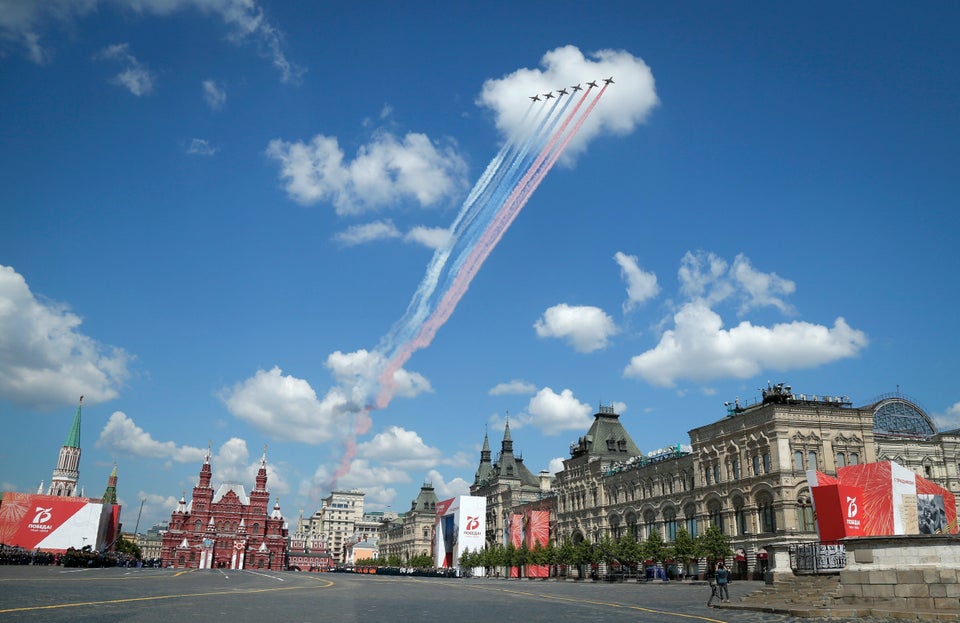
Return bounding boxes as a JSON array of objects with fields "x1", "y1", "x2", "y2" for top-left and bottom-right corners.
[
  {"x1": 376, "y1": 85, "x2": 609, "y2": 408},
  {"x1": 327, "y1": 82, "x2": 610, "y2": 487}
]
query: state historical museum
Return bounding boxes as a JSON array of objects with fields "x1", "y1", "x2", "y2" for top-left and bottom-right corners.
[{"x1": 161, "y1": 448, "x2": 288, "y2": 570}]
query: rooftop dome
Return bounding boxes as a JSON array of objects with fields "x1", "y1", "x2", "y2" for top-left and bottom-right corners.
[{"x1": 872, "y1": 394, "x2": 936, "y2": 438}]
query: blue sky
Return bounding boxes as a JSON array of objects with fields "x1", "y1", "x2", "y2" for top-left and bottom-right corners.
[{"x1": 2, "y1": 1, "x2": 958, "y2": 533}]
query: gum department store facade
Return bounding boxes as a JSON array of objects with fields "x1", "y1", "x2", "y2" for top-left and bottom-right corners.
[{"x1": 455, "y1": 383, "x2": 960, "y2": 576}]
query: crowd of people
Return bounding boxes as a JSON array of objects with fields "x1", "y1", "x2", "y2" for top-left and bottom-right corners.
[{"x1": 0, "y1": 545, "x2": 58, "y2": 565}]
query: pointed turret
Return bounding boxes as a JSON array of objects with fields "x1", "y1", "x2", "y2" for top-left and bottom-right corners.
[
  {"x1": 271, "y1": 497, "x2": 283, "y2": 520},
  {"x1": 473, "y1": 428, "x2": 494, "y2": 486},
  {"x1": 48, "y1": 397, "x2": 84, "y2": 497},
  {"x1": 65, "y1": 397, "x2": 82, "y2": 448},
  {"x1": 255, "y1": 445, "x2": 268, "y2": 492},
  {"x1": 101, "y1": 463, "x2": 118, "y2": 504}
]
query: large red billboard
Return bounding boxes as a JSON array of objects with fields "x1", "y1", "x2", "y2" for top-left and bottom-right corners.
[
  {"x1": 807, "y1": 461, "x2": 957, "y2": 537},
  {"x1": 0, "y1": 492, "x2": 120, "y2": 552}
]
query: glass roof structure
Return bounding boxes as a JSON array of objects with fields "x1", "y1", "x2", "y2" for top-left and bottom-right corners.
[{"x1": 873, "y1": 396, "x2": 937, "y2": 438}]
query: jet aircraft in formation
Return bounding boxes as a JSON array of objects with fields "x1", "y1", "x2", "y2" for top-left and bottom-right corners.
[{"x1": 530, "y1": 78, "x2": 612, "y2": 101}]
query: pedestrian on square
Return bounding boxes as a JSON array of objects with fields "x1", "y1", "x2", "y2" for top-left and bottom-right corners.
[{"x1": 715, "y1": 561, "x2": 730, "y2": 602}]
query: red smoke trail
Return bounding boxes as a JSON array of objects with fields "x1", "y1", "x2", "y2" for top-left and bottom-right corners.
[{"x1": 374, "y1": 86, "x2": 608, "y2": 408}]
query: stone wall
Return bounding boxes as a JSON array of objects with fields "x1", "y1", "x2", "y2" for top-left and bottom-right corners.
[{"x1": 839, "y1": 535, "x2": 960, "y2": 612}]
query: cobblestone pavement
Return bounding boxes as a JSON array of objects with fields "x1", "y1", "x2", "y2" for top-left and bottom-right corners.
[{"x1": 0, "y1": 567, "x2": 925, "y2": 623}]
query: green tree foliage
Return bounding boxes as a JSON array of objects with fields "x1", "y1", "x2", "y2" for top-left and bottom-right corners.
[
  {"x1": 615, "y1": 533, "x2": 642, "y2": 569},
  {"x1": 115, "y1": 538, "x2": 142, "y2": 560},
  {"x1": 671, "y1": 526, "x2": 699, "y2": 564},
  {"x1": 697, "y1": 524, "x2": 732, "y2": 565},
  {"x1": 642, "y1": 529, "x2": 667, "y2": 563},
  {"x1": 407, "y1": 553, "x2": 433, "y2": 568},
  {"x1": 557, "y1": 537, "x2": 576, "y2": 567}
]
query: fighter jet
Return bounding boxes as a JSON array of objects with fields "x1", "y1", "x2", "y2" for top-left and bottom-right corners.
[
  {"x1": 571, "y1": 84, "x2": 583, "y2": 92},
  {"x1": 557, "y1": 88, "x2": 568, "y2": 96},
  {"x1": 529, "y1": 95, "x2": 541, "y2": 102},
  {"x1": 604, "y1": 76, "x2": 615, "y2": 85},
  {"x1": 587, "y1": 80, "x2": 599, "y2": 88},
  {"x1": 543, "y1": 92, "x2": 555, "y2": 99}
]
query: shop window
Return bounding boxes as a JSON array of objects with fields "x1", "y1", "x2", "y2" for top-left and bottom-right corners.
[
  {"x1": 793, "y1": 450, "x2": 804, "y2": 471},
  {"x1": 807, "y1": 451, "x2": 817, "y2": 471},
  {"x1": 836, "y1": 452, "x2": 846, "y2": 468},
  {"x1": 849, "y1": 453, "x2": 859, "y2": 465}
]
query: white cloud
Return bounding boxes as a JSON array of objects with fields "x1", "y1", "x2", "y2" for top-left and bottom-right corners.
[
  {"x1": 489, "y1": 380, "x2": 537, "y2": 396},
  {"x1": 678, "y1": 251, "x2": 733, "y2": 305},
  {"x1": 534, "y1": 303, "x2": 619, "y2": 353},
  {"x1": 615, "y1": 251, "x2": 659, "y2": 312},
  {"x1": 358, "y1": 426, "x2": 442, "y2": 470},
  {"x1": 335, "y1": 220, "x2": 401, "y2": 246},
  {"x1": 265, "y1": 131, "x2": 469, "y2": 215},
  {"x1": 677, "y1": 251, "x2": 794, "y2": 314},
  {"x1": 187, "y1": 138, "x2": 218, "y2": 156},
  {"x1": 219, "y1": 366, "x2": 359, "y2": 444},
  {"x1": 95, "y1": 43, "x2": 154, "y2": 96},
  {"x1": 730, "y1": 254, "x2": 796, "y2": 314},
  {"x1": 477, "y1": 45, "x2": 658, "y2": 165},
  {"x1": 548, "y1": 457, "x2": 566, "y2": 475},
  {"x1": 933, "y1": 402, "x2": 960, "y2": 432},
  {"x1": 624, "y1": 301, "x2": 869, "y2": 386},
  {"x1": 518, "y1": 387, "x2": 594, "y2": 435},
  {"x1": 0, "y1": 1, "x2": 302, "y2": 83},
  {"x1": 404, "y1": 226, "x2": 450, "y2": 250},
  {"x1": 311, "y1": 459, "x2": 411, "y2": 492},
  {"x1": 202, "y1": 79, "x2": 226, "y2": 110},
  {"x1": 326, "y1": 348, "x2": 432, "y2": 403},
  {"x1": 0, "y1": 264, "x2": 132, "y2": 409},
  {"x1": 96, "y1": 411, "x2": 207, "y2": 462},
  {"x1": 426, "y1": 469, "x2": 470, "y2": 500}
]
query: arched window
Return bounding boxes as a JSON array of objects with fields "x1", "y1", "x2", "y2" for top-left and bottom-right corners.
[
  {"x1": 664, "y1": 508, "x2": 678, "y2": 541},
  {"x1": 707, "y1": 499, "x2": 724, "y2": 534},
  {"x1": 195, "y1": 520, "x2": 202, "y2": 532},
  {"x1": 849, "y1": 452, "x2": 859, "y2": 465},
  {"x1": 252, "y1": 523, "x2": 260, "y2": 535},
  {"x1": 836, "y1": 452, "x2": 846, "y2": 468},
  {"x1": 794, "y1": 450, "x2": 804, "y2": 471},
  {"x1": 643, "y1": 510, "x2": 657, "y2": 540},
  {"x1": 757, "y1": 492, "x2": 777, "y2": 533},
  {"x1": 807, "y1": 450, "x2": 818, "y2": 471},
  {"x1": 733, "y1": 496, "x2": 747, "y2": 535},
  {"x1": 684, "y1": 504, "x2": 697, "y2": 537}
]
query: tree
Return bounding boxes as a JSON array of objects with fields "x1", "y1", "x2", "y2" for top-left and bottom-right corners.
[
  {"x1": 115, "y1": 538, "x2": 141, "y2": 560},
  {"x1": 615, "y1": 532, "x2": 642, "y2": 572},
  {"x1": 642, "y1": 529, "x2": 667, "y2": 564},
  {"x1": 697, "y1": 524, "x2": 733, "y2": 574},
  {"x1": 557, "y1": 537, "x2": 575, "y2": 566},
  {"x1": 672, "y1": 527, "x2": 699, "y2": 565}
]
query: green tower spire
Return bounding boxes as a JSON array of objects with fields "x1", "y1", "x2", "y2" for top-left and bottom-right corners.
[{"x1": 65, "y1": 396, "x2": 82, "y2": 448}]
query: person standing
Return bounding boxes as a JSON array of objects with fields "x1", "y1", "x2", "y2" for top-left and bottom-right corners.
[{"x1": 715, "y1": 561, "x2": 730, "y2": 602}]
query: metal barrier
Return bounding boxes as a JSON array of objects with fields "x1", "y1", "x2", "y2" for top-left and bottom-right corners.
[{"x1": 789, "y1": 542, "x2": 846, "y2": 574}]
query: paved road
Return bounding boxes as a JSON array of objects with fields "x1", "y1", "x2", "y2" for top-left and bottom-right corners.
[{"x1": 0, "y1": 567, "x2": 880, "y2": 623}]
